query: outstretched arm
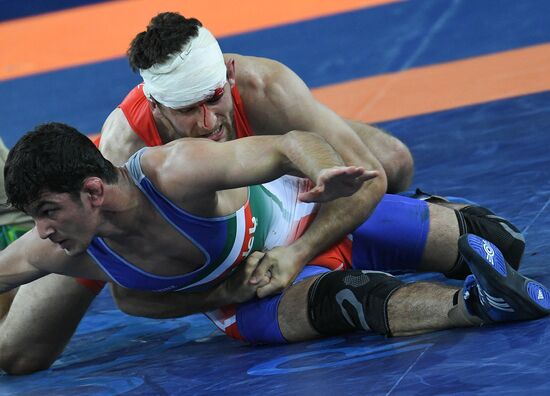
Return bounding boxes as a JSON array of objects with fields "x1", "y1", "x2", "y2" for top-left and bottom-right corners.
[
  {"x1": 0, "y1": 228, "x2": 99, "y2": 294},
  {"x1": 237, "y1": 58, "x2": 388, "y2": 296},
  {"x1": 0, "y1": 232, "x2": 49, "y2": 293},
  {"x1": 143, "y1": 131, "x2": 375, "y2": 203}
]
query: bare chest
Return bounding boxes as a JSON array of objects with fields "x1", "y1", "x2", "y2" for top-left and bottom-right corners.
[{"x1": 98, "y1": 187, "x2": 248, "y2": 278}]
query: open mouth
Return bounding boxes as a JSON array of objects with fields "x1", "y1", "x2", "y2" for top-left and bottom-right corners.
[
  {"x1": 206, "y1": 125, "x2": 224, "y2": 141},
  {"x1": 57, "y1": 239, "x2": 69, "y2": 249}
]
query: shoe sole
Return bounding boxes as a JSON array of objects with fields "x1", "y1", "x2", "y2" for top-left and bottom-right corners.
[{"x1": 458, "y1": 234, "x2": 550, "y2": 320}]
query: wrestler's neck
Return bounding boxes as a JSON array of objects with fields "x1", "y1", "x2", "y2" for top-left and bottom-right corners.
[{"x1": 95, "y1": 167, "x2": 149, "y2": 240}]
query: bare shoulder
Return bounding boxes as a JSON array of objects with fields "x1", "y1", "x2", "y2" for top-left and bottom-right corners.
[
  {"x1": 139, "y1": 139, "x2": 199, "y2": 194},
  {"x1": 227, "y1": 54, "x2": 289, "y2": 98},
  {"x1": 139, "y1": 138, "x2": 221, "y2": 203},
  {"x1": 99, "y1": 108, "x2": 147, "y2": 165},
  {"x1": 226, "y1": 54, "x2": 313, "y2": 135}
]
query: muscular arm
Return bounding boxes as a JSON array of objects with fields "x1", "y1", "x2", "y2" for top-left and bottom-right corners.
[
  {"x1": 0, "y1": 231, "x2": 56, "y2": 293},
  {"x1": 99, "y1": 108, "x2": 147, "y2": 165},
  {"x1": 113, "y1": 284, "x2": 230, "y2": 319},
  {"x1": 112, "y1": 252, "x2": 269, "y2": 318},
  {"x1": 234, "y1": 56, "x2": 388, "y2": 295},
  {"x1": 145, "y1": 131, "x2": 372, "y2": 203},
  {"x1": 0, "y1": 110, "x2": 151, "y2": 375},
  {"x1": 0, "y1": 114, "x2": 138, "y2": 374}
]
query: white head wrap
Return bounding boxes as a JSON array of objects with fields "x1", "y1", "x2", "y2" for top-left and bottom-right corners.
[{"x1": 140, "y1": 27, "x2": 227, "y2": 108}]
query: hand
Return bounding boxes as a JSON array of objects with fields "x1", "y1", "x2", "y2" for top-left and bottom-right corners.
[
  {"x1": 299, "y1": 166, "x2": 378, "y2": 203},
  {"x1": 221, "y1": 251, "x2": 271, "y2": 304},
  {"x1": 248, "y1": 246, "x2": 303, "y2": 298}
]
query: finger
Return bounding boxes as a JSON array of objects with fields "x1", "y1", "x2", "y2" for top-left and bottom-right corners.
[
  {"x1": 242, "y1": 252, "x2": 264, "y2": 275},
  {"x1": 255, "y1": 274, "x2": 271, "y2": 288},
  {"x1": 256, "y1": 280, "x2": 284, "y2": 299},
  {"x1": 248, "y1": 251, "x2": 266, "y2": 261},
  {"x1": 242, "y1": 256, "x2": 262, "y2": 278},
  {"x1": 298, "y1": 185, "x2": 325, "y2": 202},
  {"x1": 343, "y1": 166, "x2": 364, "y2": 175},
  {"x1": 249, "y1": 256, "x2": 273, "y2": 284},
  {"x1": 298, "y1": 190, "x2": 324, "y2": 203},
  {"x1": 356, "y1": 170, "x2": 379, "y2": 182}
]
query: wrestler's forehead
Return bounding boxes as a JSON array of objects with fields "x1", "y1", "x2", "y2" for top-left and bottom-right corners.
[
  {"x1": 25, "y1": 195, "x2": 56, "y2": 215},
  {"x1": 172, "y1": 84, "x2": 227, "y2": 111},
  {"x1": 27, "y1": 191, "x2": 73, "y2": 211}
]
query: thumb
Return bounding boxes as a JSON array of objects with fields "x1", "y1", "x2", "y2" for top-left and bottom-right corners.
[{"x1": 256, "y1": 282, "x2": 278, "y2": 299}]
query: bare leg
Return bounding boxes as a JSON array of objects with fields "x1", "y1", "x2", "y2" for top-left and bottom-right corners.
[
  {"x1": 278, "y1": 276, "x2": 321, "y2": 342},
  {"x1": 277, "y1": 274, "x2": 477, "y2": 342},
  {"x1": 418, "y1": 202, "x2": 461, "y2": 274},
  {"x1": 345, "y1": 119, "x2": 413, "y2": 193},
  {"x1": 387, "y1": 282, "x2": 477, "y2": 337},
  {"x1": 418, "y1": 201, "x2": 524, "y2": 277},
  {"x1": 0, "y1": 275, "x2": 97, "y2": 375}
]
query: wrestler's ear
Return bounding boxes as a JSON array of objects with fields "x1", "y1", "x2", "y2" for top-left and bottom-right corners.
[
  {"x1": 226, "y1": 59, "x2": 236, "y2": 86},
  {"x1": 82, "y1": 177, "x2": 105, "y2": 207}
]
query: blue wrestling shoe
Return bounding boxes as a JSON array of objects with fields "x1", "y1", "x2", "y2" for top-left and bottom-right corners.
[{"x1": 458, "y1": 234, "x2": 550, "y2": 322}]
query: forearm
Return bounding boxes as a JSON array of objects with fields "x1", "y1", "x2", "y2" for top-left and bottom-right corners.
[
  {"x1": 0, "y1": 260, "x2": 45, "y2": 294},
  {"x1": 277, "y1": 130, "x2": 345, "y2": 180},
  {"x1": 0, "y1": 270, "x2": 45, "y2": 294},
  {"x1": 1, "y1": 278, "x2": 34, "y2": 295},
  {"x1": 113, "y1": 282, "x2": 234, "y2": 319},
  {"x1": 0, "y1": 232, "x2": 51, "y2": 294},
  {"x1": 287, "y1": 129, "x2": 388, "y2": 264},
  {"x1": 290, "y1": 178, "x2": 385, "y2": 264}
]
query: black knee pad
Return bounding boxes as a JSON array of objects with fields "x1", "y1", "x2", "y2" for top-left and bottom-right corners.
[
  {"x1": 307, "y1": 270, "x2": 404, "y2": 337},
  {"x1": 446, "y1": 205, "x2": 525, "y2": 279}
]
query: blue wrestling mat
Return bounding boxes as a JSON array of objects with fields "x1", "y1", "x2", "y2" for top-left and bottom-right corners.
[{"x1": 1, "y1": 1, "x2": 550, "y2": 394}]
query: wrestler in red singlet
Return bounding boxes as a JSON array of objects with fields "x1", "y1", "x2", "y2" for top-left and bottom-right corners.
[{"x1": 79, "y1": 80, "x2": 351, "y2": 296}]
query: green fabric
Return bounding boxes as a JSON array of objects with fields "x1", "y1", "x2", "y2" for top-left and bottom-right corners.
[
  {"x1": 0, "y1": 224, "x2": 32, "y2": 250},
  {"x1": 0, "y1": 138, "x2": 33, "y2": 226}
]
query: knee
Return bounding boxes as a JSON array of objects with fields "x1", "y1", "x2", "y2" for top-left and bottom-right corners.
[
  {"x1": 0, "y1": 342, "x2": 55, "y2": 375},
  {"x1": 345, "y1": 120, "x2": 414, "y2": 193},
  {"x1": 384, "y1": 138, "x2": 414, "y2": 193},
  {"x1": 308, "y1": 270, "x2": 404, "y2": 337}
]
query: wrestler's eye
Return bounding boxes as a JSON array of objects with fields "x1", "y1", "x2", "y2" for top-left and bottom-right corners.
[
  {"x1": 42, "y1": 208, "x2": 57, "y2": 218},
  {"x1": 206, "y1": 87, "x2": 225, "y2": 104},
  {"x1": 178, "y1": 107, "x2": 195, "y2": 114},
  {"x1": 206, "y1": 95, "x2": 222, "y2": 104}
]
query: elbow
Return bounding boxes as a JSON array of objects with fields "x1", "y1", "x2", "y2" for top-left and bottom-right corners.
[
  {"x1": 115, "y1": 300, "x2": 155, "y2": 318},
  {"x1": 357, "y1": 167, "x2": 388, "y2": 212},
  {"x1": 365, "y1": 151, "x2": 389, "y2": 203},
  {"x1": 383, "y1": 139, "x2": 414, "y2": 194},
  {"x1": 114, "y1": 297, "x2": 136, "y2": 316},
  {"x1": 111, "y1": 285, "x2": 139, "y2": 316},
  {"x1": 373, "y1": 167, "x2": 388, "y2": 199},
  {"x1": 111, "y1": 286, "x2": 164, "y2": 319},
  {"x1": 368, "y1": 161, "x2": 389, "y2": 198}
]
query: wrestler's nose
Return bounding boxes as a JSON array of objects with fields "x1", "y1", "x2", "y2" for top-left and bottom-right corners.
[
  {"x1": 35, "y1": 219, "x2": 54, "y2": 240},
  {"x1": 198, "y1": 103, "x2": 217, "y2": 131}
]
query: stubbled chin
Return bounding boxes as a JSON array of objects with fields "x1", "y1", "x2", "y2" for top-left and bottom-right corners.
[
  {"x1": 62, "y1": 244, "x2": 85, "y2": 256},
  {"x1": 225, "y1": 127, "x2": 236, "y2": 142}
]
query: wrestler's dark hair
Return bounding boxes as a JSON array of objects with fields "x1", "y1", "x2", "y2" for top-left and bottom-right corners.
[
  {"x1": 4, "y1": 122, "x2": 118, "y2": 212},
  {"x1": 128, "y1": 12, "x2": 203, "y2": 72}
]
